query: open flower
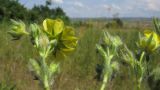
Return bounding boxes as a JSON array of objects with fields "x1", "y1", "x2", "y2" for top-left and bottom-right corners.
[
  {"x1": 138, "y1": 30, "x2": 160, "y2": 53},
  {"x1": 8, "y1": 19, "x2": 29, "y2": 40},
  {"x1": 43, "y1": 18, "x2": 64, "y2": 38},
  {"x1": 54, "y1": 26, "x2": 78, "y2": 55},
  {"x1": 43, "y1": 18, "x2": 78, "y2": 56}
]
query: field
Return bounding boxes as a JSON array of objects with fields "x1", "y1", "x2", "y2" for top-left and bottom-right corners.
[{"x1": 0, "y1": 18, "x2": 160, "y2": 90}]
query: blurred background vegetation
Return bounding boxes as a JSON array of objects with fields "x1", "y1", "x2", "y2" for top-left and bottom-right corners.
[{"x1": 0, "y1": 0, "x2": 69, "y2": 23}]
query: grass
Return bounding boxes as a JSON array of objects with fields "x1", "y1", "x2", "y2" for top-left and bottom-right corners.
[{"x1": 0, "y1": 20, "x2": 159, "y2": 90}]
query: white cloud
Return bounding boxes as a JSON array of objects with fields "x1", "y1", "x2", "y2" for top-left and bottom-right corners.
[
  {"x1": 135, "y1": 0, "x2": 160, "y2": 11},
  {"x1": 51, "y1": 0, "x2": 63, "y2": 4},
  {"x1": 112, "y1": 4, "x2": 121, "y2": 10},
  {"x1": 102, "y1": 5, "x2": 112, "y2": 11},
  {"x1": 146, "y1": 0, "x2": 160, "y2": 11},
  {"x1": 102, "y1": 4, "x2": 121, "y2": 11},
  {"x1": 73, "y1": 1, "x2": 84, "y2": 8}
]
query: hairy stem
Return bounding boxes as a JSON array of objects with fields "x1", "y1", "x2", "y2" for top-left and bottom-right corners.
[
  {"x1": 100, "y1": 76, "x2": 108, "y2": 90},
  {"x1": 41, "y1": 56, "x2": 50, "y2": 90},
  {"x1": 44, "y1": 86, "x2": 50, "y2": 90}
]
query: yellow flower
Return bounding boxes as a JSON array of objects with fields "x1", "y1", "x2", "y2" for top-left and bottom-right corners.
[
  {"x1": 139, "y1": 30, "x2": 160, "y2": 52},
  {"x1": 43, "y1": 18, "x2": 64, "y2": 38},
  {"x1": 144, "y1": 30, "x2": 160, "y2": 45},
  {"x1": 60, "y1": 27, "x2": 78, "y2": 51},
  {"x1": 43, "y1": 18, "x2": 78, "y2": 56},
  {"x1": 54, "y1": 26, "x2": 78, "y2": 56}
]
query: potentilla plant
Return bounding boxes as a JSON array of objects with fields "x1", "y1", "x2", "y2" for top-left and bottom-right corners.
[
  {"x1": 137, "y1": 30, "x2": 160, "y2": 56},
  {"x1": 96, "y1": 32, "x2": 122, "y2": 90},
  {"x1": 137, "y1": 18, "x2": 160, "y2": 58},
  {"x1": 137, "y1": 18, "x2": 160, "y2": 88},
  {"x1": 121, "y1": 18, "x2": 160, "y2": 90},
  {"x1": 121, "y1": 45, "x2": 146, "y2": 90},
  {"x1": 137, "y1": 18, "x2": 160, "y2": 73},
  {"x1": 8, "y1": 19, "x2": 78, "y2": 90}
]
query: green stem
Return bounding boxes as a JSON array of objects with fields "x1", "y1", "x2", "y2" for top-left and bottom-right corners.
[
  {"x1": 101, "y1": 83, "x2": 106, "y2": 90},
  {"x1": 139, "y1": 51, "x2": 145, "y2": 63},
  {"x1": 100, "y1": 76, "x2": 108, "y2": 90},
  {"x1": 135, "y1": 70, "x2": 139, "y2": 90},
  {"x1": 136, "y1": 51, "x2": 145, "y2": 90},
  {"x1": 41, "y1": 56, "x2": 50, "y2": 90},
  {"x1": 137, "y1": 78, "x2": 141, "y2": 90},
  {"x1": 44, "y1": 86, "x2": 50, "y2": 90}
]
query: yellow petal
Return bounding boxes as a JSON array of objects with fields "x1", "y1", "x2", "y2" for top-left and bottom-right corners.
[
  {"x1": 43, "y1": 18, "x2": 64, "y2": 37},
  {"x1": 61, "y1": 37, "x2": 78, "y2": 47},
  {"x1": 60, "y1": 26, "x2": 78, "y2": 50},
  {"x1": 43, "y1": 18, "x2": 55, "y2": 36},
  {"x1": 148, "y1": 40, "x2": 157, "y2": 52},
  {"x1": 61, "y1": 48, "x2": 75, "y2": 52},
  {"x1": 54, "y1": 19, "x2": 64, "y2": 36},
  {"x1": 158, "y1": 36, "x2": 160, "y2": 44},
  {"x1": 61, "y1": 26, "x2": 75, "y2": 39},
  {"x1": 144, "y1": 30, "x2": 158, "y2": 42},
  {"x1": 142, "y1": 30, "x2": 160, "y2": 52}
]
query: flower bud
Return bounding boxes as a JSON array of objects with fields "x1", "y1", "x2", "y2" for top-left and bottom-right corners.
[
  {"x1": 8, "y1": 19, "x2": 28, "y2": 40},
  {"x1": 138, "y1": 30, "x2": 160, "y2": 53}
]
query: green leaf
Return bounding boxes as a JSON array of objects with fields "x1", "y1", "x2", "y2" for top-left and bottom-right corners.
[
  {"x1": 30, "y1": 24, "x2": 41, "y2": 47},
  {"x1": 29, "y1": 59, "x2": 41, "y2": 77},
  {"x1": 30, "y1": 24, "x2": 41, "y2": 39},
  {"x1": 111, "y1": 61, "x2": 119, "y2": 71},
  {"x1": 96, "y1": 44, "x2": 107, "y2": 59},
  {"x1": 49, "y1": 62, "x2": 59, "y2": 78},
  {"x1": 103, "y1": 32, "x2": 111, "y2": 46},
  {"x1": 153, "y1": 18, "x2": 160, "y2": 35}
]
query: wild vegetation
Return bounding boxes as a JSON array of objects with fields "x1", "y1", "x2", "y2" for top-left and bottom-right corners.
[{"x1": 0, "y1": 17, "x2": 160, "y2": 90}]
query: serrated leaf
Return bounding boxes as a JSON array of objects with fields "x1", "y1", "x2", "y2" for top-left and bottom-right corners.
[
  {"x1": 111, "y1": 61, "x2": 119, "y2": 71},
  {"x1": 49, "y1": 62, "x2": 59, "y2": 78},
  {"x1": 29, "y1": 59, "x2": 41, "y2": 77}
]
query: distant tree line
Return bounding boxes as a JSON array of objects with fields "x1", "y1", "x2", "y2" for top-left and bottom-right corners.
[
  {"x1": 105, "y1": 18, "x2": 124, "y2": 28},
  {"x1": 0, "y1": 0, "x2": 70, "y2": 23}
]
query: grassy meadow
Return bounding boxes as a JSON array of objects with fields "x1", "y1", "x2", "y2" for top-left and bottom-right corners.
[{"x1": 0, "y1": 19, "x2": 160, "y2": 90}]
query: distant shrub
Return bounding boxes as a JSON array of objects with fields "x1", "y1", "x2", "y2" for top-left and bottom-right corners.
[{"x1": 105, "y1": 18, "x2": 123, "y2": 28}]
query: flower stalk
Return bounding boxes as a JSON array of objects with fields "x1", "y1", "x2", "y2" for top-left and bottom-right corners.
[
  {"x1": 100, "y1": 76, "x2": 108, "y2": 90},
  {"x1": 97, "y1": 32, "x2": 122, "y2": 90},
  {"x1": 8, "y1": 18, "x2": 78, "y2": 90}
]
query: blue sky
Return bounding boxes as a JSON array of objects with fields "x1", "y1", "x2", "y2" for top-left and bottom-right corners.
[{"x1": 19, "y1": 0, "x2": 160, "y2": 18}]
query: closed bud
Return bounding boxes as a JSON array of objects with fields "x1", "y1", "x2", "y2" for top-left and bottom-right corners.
[
  {"x1": 138, "y1": 30, "x2": 160, "y2": 53},
  {"x1": 8, "y1": 19, "x2": 28, "y2": 40}
]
